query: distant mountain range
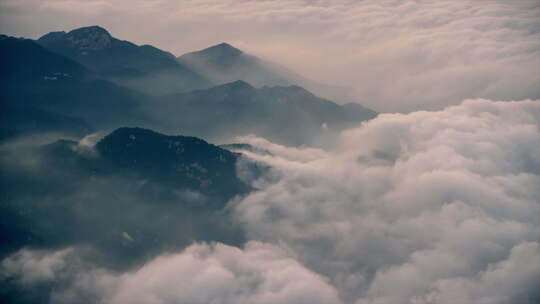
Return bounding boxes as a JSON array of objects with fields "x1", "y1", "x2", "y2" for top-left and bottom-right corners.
[
  {"x1": 0, "y1": 34, "x2": 148, "y2": 138},
  {"x1": 1, "y1": 25, "x2": 376, "y2": 146},
  {"x1": 178, "y1": 42, "x2": 355, "y2": 102},
  {"x1": 151, "y1": 80, "x2": 376, "y2": 146},
  {"x1": 37, "y1": 26, "x2": 212, "y2": 95},
  {"x1": 36, "y1": 25, "x2": 356, "y2": 101},
  {"x1": 178, "y1": 42, "x2": 291, "y2": 87}
]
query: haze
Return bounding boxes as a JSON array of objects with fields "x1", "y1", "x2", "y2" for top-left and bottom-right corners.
[
  {"x1": 2, "y1": 0, "x2": 539, "y2": 112},
  {"x1": 1, "y1": 1, "x2": 539, "y2": 304}
]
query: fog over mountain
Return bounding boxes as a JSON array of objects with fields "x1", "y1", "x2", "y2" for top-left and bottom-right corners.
[
  {"x1": 150, "y1": 80, "x2": 375, "y2": 146},
  {"x1": 2, "y1": 29, "x2": 372, "y2": 146},
  {"x1": 1, "y1": 2, "x2": 539, "y2": 304},
  {"x1": 178, "y1": 42, "x2": 354, "y2": 102}
]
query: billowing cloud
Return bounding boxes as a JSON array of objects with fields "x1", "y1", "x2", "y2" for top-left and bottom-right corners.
[
  {"x1": 1, "y1": 248, "x2": 72, "y2": 285},
  {"x1": 2, "y1": 242, "x2": 342, "y2": 304},
  {"x1": 2, "y1": 98, "x2": 539, "y2": 304},
  {"x1": 378, "y1": 242, "x2": 540, "y2": 304},
  {"x1": 232, "y1": 98, "x2": 540, "y2": 303},
  {"x1": 1, "y1": 0, "x2": 539, "y2": 111}
]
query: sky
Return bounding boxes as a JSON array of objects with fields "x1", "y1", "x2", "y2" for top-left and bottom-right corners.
[{"x1": 1, "y1": 0, "x2": 539, "y2": 112}]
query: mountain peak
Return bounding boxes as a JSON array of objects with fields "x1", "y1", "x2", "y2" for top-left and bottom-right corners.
[
  {"x1": 211, "y1": 42, "x2": 240, "y2": 51},
  {"x1": 197, "y1": 42, "x2": 243, "y2": 58},
  {"x1": 68, "y1": 25, "x2": 111, "y2": 37},
  {"x1": 51, "y1": 25, "x2": 113, "y2": 51},
  {"x1": 216, "y1": 80, "x2": 253, "y2": 90}
]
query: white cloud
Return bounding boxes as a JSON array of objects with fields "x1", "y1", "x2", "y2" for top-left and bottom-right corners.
[
  {"x1": 1, "y1": 248, "x2": 72, "y2": 285},
  {"x1": 405, "y1": 242, "x2": 540, "y2": 304},
  {"x1": 2, "y1": 242, "x2": 341, "y2": 304},
  {"x1": 105, "y1": 242, "x2": 341, "y2": 304},
  {"x1": 233, "y1": 98, "x2": 540, "y2": 303}
]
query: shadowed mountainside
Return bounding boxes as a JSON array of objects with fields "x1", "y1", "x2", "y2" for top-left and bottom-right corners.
[
  {"x1": 0, "y1": 35, "x2": 148, "y2": 137},
  {"x1": 38, "y1": 26, "x2": 212, "y2": 95},
  {"x1": 0, "y1": 127, "x2": 251, "y2": 275},
  {"x1": 151, "y1": 80, "x2": 377, "y2": 146}
]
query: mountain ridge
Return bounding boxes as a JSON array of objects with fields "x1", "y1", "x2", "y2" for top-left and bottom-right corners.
[
  {"x1": 150, "y1": 80, "x2": 376, "y2": 146},
  {"x1": 178, "y1": 41, "x2": 357, "y2": 103},
  {"x1": 0, "y1": 35, "x2": 148, "y2": 134},
  {"x1": 37, "y1": 26, "x2": 212, "y2": 95}
]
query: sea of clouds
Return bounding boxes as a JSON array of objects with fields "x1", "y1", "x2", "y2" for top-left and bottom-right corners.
[{"x1": 3, "y1": 98, "x2": 539, "y2": 304}]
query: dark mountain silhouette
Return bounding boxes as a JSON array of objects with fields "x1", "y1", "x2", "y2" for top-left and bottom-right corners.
[
  {"x1": 1, "y1": 33, "x2": 376, "y2": 145},
  {"x1": 95, "y1": 127, "x2": 248, "y2": 199},
  {"x1": 37, "y1": 26, "x2": 213, "y2": 95},
  {"x1": 0, "y1": 105, "x2": 93, "y2": 140},
  {"x1": 0, "y1": 34, "x2": 90, "y2": 85},
  {"x1": 0, "y1": 128, "x2": 251, "y2": 278},
  {"x1": 151, "y1": 80, "x2": 377, "y2": 146},
  {"x1": 178, "y1": 42, "x2": 356, "y2": 102},
  {"x1": 0, "y1": 35, "x2": 148, "y2": 135}
]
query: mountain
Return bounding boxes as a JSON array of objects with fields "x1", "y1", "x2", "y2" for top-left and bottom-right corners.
[
  {"x1": 178, "y1": 42, "x2": 356, "y2": 102},
  {"x1": 150, "y1": 80, "x2": 377, "y2": 146},
  {"x1": 0, "y1": 34, "x2": 89, "y2": 82},
  {"x1": 0, "y1": 127, "x2": 251, "y2": 273},
  {"x1": 1, "y1": 28, "x2": 377, "y2": 304},
  {"x1": 95, "y1": 127, "x2": 248, "y2": 200},
  {"x1": 37, "y1": 26, "x2": 212, "y2": 95},
  {"x1": 178, "y1": 43, "x2": 291, "y2": 87},
  {"x1": 0, "y1": 35, "x2": 149, "y2": 136},
  {"x1": 0, "y1": 105, "x2": 93, "y2": 140},
  {"x1": 1, "y1": 33, "x2": 375, "y2": 145},
  {"x1": 34, "y1": 127, "x2": 249, "y2": 203}
]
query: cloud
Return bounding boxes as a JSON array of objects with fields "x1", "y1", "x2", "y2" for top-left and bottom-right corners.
[
  {"x1": 1, "y1": 98, "x2": 539, "y2": 304},
  {"x1": 1, "y1": 0, "x2": 539, "y2": 111},
  {"x1": 398, "y1": 242, "x2": 540, "y2": 304},
  {"x1": 232, "y1": 98, "x2": 540, "y2": 303},
  {"x1": 1, "y1": 248, "x2": 72, "y2": 285},
  {"x1": 2, "y1": 242, "x2": 342, "y2": 304}
]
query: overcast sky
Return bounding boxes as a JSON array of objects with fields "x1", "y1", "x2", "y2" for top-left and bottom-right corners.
[{"x1": 1, "y1": 0, "x2": 539, "y2": 112}]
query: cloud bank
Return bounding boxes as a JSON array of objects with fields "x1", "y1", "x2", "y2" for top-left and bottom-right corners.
[
  {"x1": 3, "y1": 98, "x2": 539, "y2": 304},
  {"x1": 1, "y1": 0, "x2": 539, "y2": 111},
  {"x1": 233, "y1": 98, "x2": 540, "y2": 303},
  {"x1": 2, "y1": 243, "x2": 341, "y2": 304}
]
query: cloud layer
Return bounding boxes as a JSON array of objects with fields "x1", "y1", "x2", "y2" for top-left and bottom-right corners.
[
  {"x1": 3, "y1": 98, "x2": 539, "y2": 304},
  {"x1": 233, "y1": 98, "x2": 540, "y2": 303},
  {"x1": 2, "y1": 243, "x2": 341, "y2": 304},
  {"x1": 1, "y1": 0, "x2": 539, "y2": 111}
]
